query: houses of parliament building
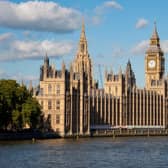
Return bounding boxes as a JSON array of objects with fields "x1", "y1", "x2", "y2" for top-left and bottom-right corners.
[{"x1": 36, "y1": 22, "x2": 168, "y2": 137}]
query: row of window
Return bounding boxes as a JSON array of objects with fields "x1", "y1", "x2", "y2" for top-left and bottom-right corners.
[
  {"x1": 40, "y1": 84, "x2": 60, "y2": 96},
  {"x1": 108, "y1": 86, "x2": 118, "y2": 94},
  {"x1": 48, "y1": 114, "x2": 60, "y2": 124},
  {"x1": 48, "y1": 100, "x2": 60, "y2": 110},
  {"x1": 40, "y1": 100, "x2": 60, "y2": 110}
]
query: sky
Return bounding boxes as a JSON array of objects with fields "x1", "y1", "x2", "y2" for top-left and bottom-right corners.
[{"x1": 0, "y1": 0, "x2": 168, "y2": 88}]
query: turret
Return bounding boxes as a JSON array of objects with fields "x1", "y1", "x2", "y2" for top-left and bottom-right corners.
[
  {"x1": 73, "y1": 19, "x2": 93, "y2": 94},
  {"x1": 78, "y1": 19, "x2": 88, "y2": 55},
  {"x1": 110, "y1": 67, "x2": 113, "y2": 76},
  {"x1": 119, "y1": 66, "x2": 122, "y2": 76},
  {"x1": 125, "y1": 59, "x2": 136, "y2": 90},
  {"x1": 150, "y1": 22, "x2": 160, "y2": 46},
  {"x1": 105, "y1": 67, "x2": 108, "y2": 79},
  {"x1": 44, "y1": 53, "x2": 49, "y2": 68},
  {"x1": 62, "y1": 61, "x2": 66, "y2": 78}
]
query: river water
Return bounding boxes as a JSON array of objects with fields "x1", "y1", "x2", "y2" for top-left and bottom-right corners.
[{"x1": 0, "y1": 137, "x2": 168, "y2": 168}]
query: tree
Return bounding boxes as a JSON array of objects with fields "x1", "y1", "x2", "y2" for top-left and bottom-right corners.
[
  {"x1": 0, "y1": 80, "x2": 42, "y2": 131},
  {"x1": 0, "y1": 94, "x2": 9, "y2": 130},
  {"x1": 22, "y1": 98, "x2": 42, "y2": 129},
  {"x1": 12, "y1": 110, "x2": 22, "y2": 130}
]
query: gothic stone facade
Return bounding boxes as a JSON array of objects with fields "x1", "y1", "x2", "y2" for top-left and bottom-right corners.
[{"x1": 36, "y1": 23, "x2": 168, "y2": 137}]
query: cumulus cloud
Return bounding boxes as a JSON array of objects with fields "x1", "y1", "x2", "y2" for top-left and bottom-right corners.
[
  {"x1": 92, "y1": 1, "x2": 122, "y2": 25},
  {"x1": 0, "y1": 1, "x2": 81, "y2": 33},
  {"x1": 131, "y1": 40, "x2": 149, "y2": 55},
  {"x1": 131, "y1": 39, "x2": 168, "y2": 55},
  {"x1": 0, "y1": 33, "x2": 13, "y2": 42},
  {"x1": 104, "y1": 1, "x2": 123, "y2": 10},
  {"x1": 0, "y1": 33, "x2": 74, "y2": 61},
  {"x1": 136, "y1": 18, "x2": 149, "y2": 29},
  {"x1": 161, "y1": 40, "x2": 168, "y2": 54},
  {"x1": 95, "y1": 1, "x2": 123, "y2": 15}
]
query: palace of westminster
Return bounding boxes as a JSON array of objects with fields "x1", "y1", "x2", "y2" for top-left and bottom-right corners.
[{"x1": 36, "y1": 22, "x2": 168, "y2": 137}]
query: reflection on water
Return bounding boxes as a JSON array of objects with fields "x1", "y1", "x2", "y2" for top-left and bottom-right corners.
[{"x1": 0, "y1": 137, "x2": 168, "y2": 168}]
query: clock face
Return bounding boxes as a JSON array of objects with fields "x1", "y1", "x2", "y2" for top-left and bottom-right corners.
[{"x1": 148, "y1": 60, "x2": 156, "y2": 68}]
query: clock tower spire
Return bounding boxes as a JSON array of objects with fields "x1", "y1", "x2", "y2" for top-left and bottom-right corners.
[{"x1": 145, "y1": 22, "x2": 165, "y2": 90}]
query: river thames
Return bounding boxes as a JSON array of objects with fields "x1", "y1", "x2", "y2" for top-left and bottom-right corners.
[{"x1": 0, "y1": 137, "x2": 168, "y2": 168}]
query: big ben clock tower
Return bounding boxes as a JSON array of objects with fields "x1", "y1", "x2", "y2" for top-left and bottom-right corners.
[{"x1": 145, "y1": 23, "x2": 165, "y2": 90}]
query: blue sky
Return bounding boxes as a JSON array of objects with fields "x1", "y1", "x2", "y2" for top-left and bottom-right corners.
[{"x1": 0, "y1": 0, "x2": 168, "y2": 88}]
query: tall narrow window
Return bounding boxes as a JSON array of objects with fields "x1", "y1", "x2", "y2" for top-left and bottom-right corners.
[
  {"x1": 56, "y1": 115, "x2": 60, "y2": 124},
  {"x1": 109, "y1": 87, "x2": 111, "y2": 93},
  {"x1": 48, "y1": 100, "x2": 52, "y2": 110},
  {"x1": 56, "y1": 84, "x2": 60, "y2": 95},
  {"x1": 56, "y1": 100, "x2": 60, "y2": 110},
  {"x1": 115, "y1": 86, "x2": 118, "y2": 96},
  {"x1": 41, "y1": 101, "x2": 43, "y2": 109},
  {"x1": 48, "y1": 84, "x2": 52, "y2": 95},
  {"x1": 40, "y1": 88, "x2": 43, "y2": 96}
]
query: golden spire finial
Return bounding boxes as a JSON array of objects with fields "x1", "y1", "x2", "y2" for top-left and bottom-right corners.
[
  {"x1": 154, "y1": 20, "x2": 156, "y2": 27},
  {"x1": 80, "y1": 16, "x2": 86, "y2": 41},
  {"x1": 45, "y1": 51, "x2": 48, "y2": 60},
  {"x1": 154, "y1": 21, "x2": 157, "y2": 32},
  {"x1": 82, "y1": 17, "x2": 85, "y2": 33},
  {"x1": 152, "y1": 20, "x2": 159, "y2": 39}
]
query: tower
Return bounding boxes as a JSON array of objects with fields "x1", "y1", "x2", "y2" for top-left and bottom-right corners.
[
  {"x1": 70, "y1": 20, "x2": 92, "y2": 135},
  {"x1": 145, "y1": 22, "x2": 165, "y2": 90},
  {"x1": 42, "y1": 53, "x2": 49, "y2": 80},
  {"x1": 73, "y1": 20, "x2": 93, "y2": 94},
  {"x1": 125, "y1": 59, "x2": 136, "y2": 92}
]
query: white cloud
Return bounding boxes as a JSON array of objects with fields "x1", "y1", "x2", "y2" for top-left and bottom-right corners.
[
  {"x1": 131, "y1": 40, "x2": 149, "y2": 55},
  {"x1": 104, "y1": 1, "x2": 123, "y2": 10},
  {"x1": 161, "y1": 40, "x2": 168, "y2": 54},
  {"x1": 95, "y1": 1, "x2": 123, "y2": 14},
  {"x1": 136, "y1": 18, "x2": 149, "y2": 29},
  {"x1": 0, "y1": 1, "x2": 81, "y2": 33},
  {"x1": 0, "y1": 33, "x2": 13, "y2": 42},
  {"x1": 0, "y1": 33, "x2": 74, "y2": 61},
  {"x1": 131, "y1": 39, "x2": 168, "y2": 55},
  {"x1": 92, "y1": 1, "x2": 123, "y2": 25}
]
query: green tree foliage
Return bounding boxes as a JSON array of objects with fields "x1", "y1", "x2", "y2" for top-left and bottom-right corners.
[
  {"x1": 22, "y1": 98, "x2": 41, "y2": 129},
  {"x1": 0, "y1": 80, "x2": 42, "y2": 131}
]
